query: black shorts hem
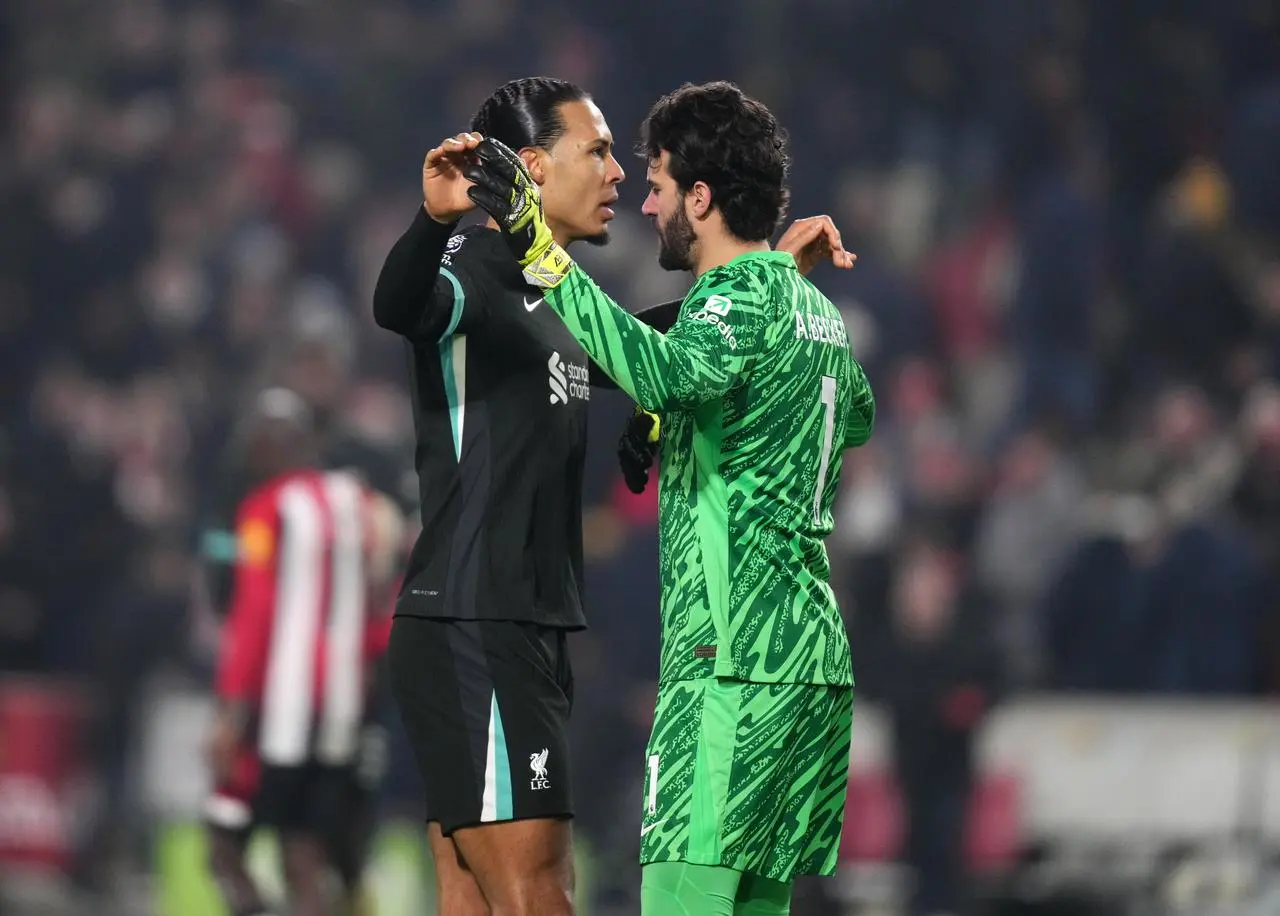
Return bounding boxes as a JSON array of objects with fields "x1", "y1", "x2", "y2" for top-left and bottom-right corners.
[{"x1": 433, "y1": 811, "x2": 574, "y2": 838}]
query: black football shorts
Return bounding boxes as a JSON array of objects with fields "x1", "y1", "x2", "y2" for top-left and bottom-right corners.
[{"x1": 387, "y1": 617, "x2": 574, "y2": 835}]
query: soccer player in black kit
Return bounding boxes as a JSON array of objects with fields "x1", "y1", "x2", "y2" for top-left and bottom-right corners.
[{"x1": 374, "y1": 78, "x2": 855, "y2": 916}]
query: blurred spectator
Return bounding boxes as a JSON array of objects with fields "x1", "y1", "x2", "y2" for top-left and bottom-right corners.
[
  {"x1": 1231, "y1": 381, "x2": 1280, "y2": 567},
  {"x1": 1006, "y1": 126, "x2": 1107, "y2": 435},
  {"x1": 1231, "y1": 382, "x2": 1280, "y2": 693},
  {"x1": 1042, "y1": 495, "x2": 1267, "y2": 694},
  {"x1": 1107, "y1": 383, "x2": 1242, "y2": 526},
  {"x1": 973, "y1": 426, "x2": 1085, "y2": 684},
  {"x1": 1136, "y1": 158, "x2": 1261, "y2": 403},
  {"x1": 883, "y1": 541, "x2": 1002, "y2": 916}
]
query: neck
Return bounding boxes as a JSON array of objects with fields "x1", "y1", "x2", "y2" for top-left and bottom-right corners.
[{"x1": 691, "y1": 235, "x2": 769, "y2": 279}]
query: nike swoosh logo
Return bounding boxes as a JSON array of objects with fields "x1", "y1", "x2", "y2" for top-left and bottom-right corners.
[
  {"x1": 640, "y1": 820, "x2": 666, "y2": 837},
  {"x1": 523, "y1": 296, "x2": 543, "y2": 312}
]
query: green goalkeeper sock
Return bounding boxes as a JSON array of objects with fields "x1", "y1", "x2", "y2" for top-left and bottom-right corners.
[{"x1": 640, "y1": 862, "x2": 792, "y2": 916}]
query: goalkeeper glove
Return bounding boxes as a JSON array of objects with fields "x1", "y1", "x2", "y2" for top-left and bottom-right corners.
[
  {"x1": 464, "y1": 138, "x2": 575, "y2": 289},
  {"x1": 618, "y1": 407, "x2": 661, "y2": 495}
]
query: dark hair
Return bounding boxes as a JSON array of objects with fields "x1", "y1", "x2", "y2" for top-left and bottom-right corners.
[
  {"x1": 640, "y1": 81, "x2": 791, "y2": 242},
  {"x1": 470, "y1": 77, "x2": 591, "y2": 151}
]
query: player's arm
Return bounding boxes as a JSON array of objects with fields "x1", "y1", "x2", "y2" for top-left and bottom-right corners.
[
  {"x1": 588, "y1": 222, "x2": 833, "y2": 399},
  {"x1": 371, "y1": 208, "x2": 463, "y2": 339},
  {"x1": 214, "y1": 498, "x2": 280, "y2": 720},
  {"x1": 373, "y1": 132, "x2": 487, "y2": 341},
  {"x1": 548, "y1": 268, "x2": 768, "y2": 410},
  {"x1": 844, "y1": 358, "x2": 876, "y2": 449},
  {"x1": 363, "y1": 488, "x2": 406, "y2": 615},
  {"x1": 591, "y1": 216, "x2": 847, "y2": 385},
  {"x1": 588, "y1": 298, "x2": 682, "y2": 388},
  {"x1": 372, "y1": 213, "x2": 491, "y2": 342},
  {"x1": 196, "y1": 525, "x2": 238, "y2": 615}
]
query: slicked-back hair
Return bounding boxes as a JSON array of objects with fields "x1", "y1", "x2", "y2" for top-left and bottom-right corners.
[{"x1": 470, "y1": 77, "x2": 591, "y2": 152}]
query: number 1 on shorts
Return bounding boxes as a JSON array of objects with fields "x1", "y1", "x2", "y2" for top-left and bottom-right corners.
[
  {"x1": 647, "y1": 754, "x2": 660, "y2": 814},
  {"x1": 813, "y1": 375, "x2": 837, "y2": 526}
]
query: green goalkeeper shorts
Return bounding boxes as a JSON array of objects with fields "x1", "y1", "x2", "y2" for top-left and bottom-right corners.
[{"x1": 639, "y1": 677, "x2": 853, "y2": 883}]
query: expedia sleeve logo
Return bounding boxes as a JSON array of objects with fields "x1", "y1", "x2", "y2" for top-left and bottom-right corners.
[
  {"x1": 547, "y1": 351, "x2": 590, "y2": 404},
  {"x1": 688, "y1": 294, "x2": 738, "y2": 350}
]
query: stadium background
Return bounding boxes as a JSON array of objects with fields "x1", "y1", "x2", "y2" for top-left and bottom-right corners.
[{"x1": 2, "y1": 0, "x2": 1280, "y2": 913}]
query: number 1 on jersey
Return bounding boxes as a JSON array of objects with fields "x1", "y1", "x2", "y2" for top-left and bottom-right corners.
[{"x1": 813, "y1": 375, "x2": 837, "y2": 526}]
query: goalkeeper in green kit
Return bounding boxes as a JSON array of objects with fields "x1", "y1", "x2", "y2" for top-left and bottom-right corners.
[{"x1": 464, "y1": 80, "x2": 875, "y2": 916}]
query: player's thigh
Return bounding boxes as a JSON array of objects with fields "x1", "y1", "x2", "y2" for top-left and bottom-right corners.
[
  {"x1": 451, "y1": 816, "x2": 575, "y2": 904},
  {"x1": 427, "y1": 821, "x2": 489, "y2": 916},
  {"x1": 641, "y1": 679, "x2": 853, "y2": 881},
  {"x1": 722, "y1": 682, "x2": 852, "y2": 880},
  {"x1": 639, "y1": 679, "x2": 724, "y2": 864},
  {"x1": 387, "y1": 616, "x2": 575, "y2": 835}
]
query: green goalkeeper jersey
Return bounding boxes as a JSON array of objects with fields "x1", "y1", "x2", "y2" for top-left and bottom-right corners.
[{"x1": 545, "y1": 250, "x2": 874, "y2": 686}]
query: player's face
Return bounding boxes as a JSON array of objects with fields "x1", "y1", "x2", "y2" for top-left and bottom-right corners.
[
  {"x1": 538, "y1": 99, "x2": 624, "y2": 246},
  {"x1": 642, "y1": 152, "x2": 697, "y2": 272},
  {"x1": 244, "y1": 416, "x2": 309, "y2": 480}
]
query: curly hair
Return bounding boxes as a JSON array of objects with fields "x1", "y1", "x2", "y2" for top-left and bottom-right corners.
[
  {"x1": 470, "y1": 77, "x2": 590, "y2": 151},
  {"x1": 639, "y1": 81, "x2": 791, "y2": 242}
]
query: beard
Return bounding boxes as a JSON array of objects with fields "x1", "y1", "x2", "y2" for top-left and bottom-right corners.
[
  {"x1": 656, "y1": 203, "x2": 696, "y2": 271},
  {"x1": 582, "y1": 230, "x2": 610, "y2": 247}
]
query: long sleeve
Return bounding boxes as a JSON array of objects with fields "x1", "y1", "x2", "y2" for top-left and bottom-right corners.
[
  {"x1": 546, "y1": 266, "x2": 768, "y2": 412},
  {"x1": 215, "y1": 499, "x2": 279, "y2": 704},
  {"x1": 588, "y1": 298, "x2": 683, "y2": 389},
  {"x1": 844, "y1": 358, "x2": 876, "y2": 449},
  {"x1": 372, "y1": 208, "x2": 460, "y2": 341}
]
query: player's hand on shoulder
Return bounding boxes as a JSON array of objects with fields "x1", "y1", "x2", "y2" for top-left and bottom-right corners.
[
  {"x1": 776, "y1": 215, "x2": 857, "y2": 275},
  {"x1": 422, "y1": 132, "x2": 484, "y2": 224},
  {"x1": 618, "y1": 407, "x2": 661, "y2": 494}
]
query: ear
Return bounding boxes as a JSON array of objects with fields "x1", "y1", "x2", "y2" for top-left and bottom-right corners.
[
  {"x1": 689, "y1": 180, "x2": 714, "y2": 220},
  {"x1": 519, "y1": 148, "x2": 548, "y2": 185}
]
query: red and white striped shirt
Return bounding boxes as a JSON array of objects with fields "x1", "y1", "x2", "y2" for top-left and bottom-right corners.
[{"x1": 216, "y1": 468, "x2": 394, "y2": 768}]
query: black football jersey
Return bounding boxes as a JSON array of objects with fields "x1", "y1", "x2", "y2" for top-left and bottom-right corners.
[{"x1": 375, "y1": 215, "x2": 594, "y2": 628}]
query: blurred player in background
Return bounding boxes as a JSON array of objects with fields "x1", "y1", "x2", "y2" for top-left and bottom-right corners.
[
  {"x1": 203, "y1": 387, "x2": 405, "y2": 916},
  {"x1": 465, "y1": 80, "x2": 874, "y2": 915},
  {"x1": 198, "y1": 305, "x2": 412, "y2": 615},
  {"x1": 373, "y1": 76, "x2": 851, "y2": 916}
]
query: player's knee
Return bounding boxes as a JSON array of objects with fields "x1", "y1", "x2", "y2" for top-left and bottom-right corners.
[
  {"x1": 483, "y1": 858, "x2": 574, "y2": 916},
  {"x1": 280, "y1": 834, "x2": 329, "y2": 890},
  {"x1": 437, "y1": 881, "x2": 492, "y2": 916},
  {"x1": 485, "y1": 887, "x2": 573, "y2": 916},
  {"x1": 205, "y1": 828, "x2": 245, "y2": 879}
]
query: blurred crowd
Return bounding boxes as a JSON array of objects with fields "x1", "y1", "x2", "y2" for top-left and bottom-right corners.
[{"x1": 2, "y1": 0, "x2": 1280, "y2": 909}]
